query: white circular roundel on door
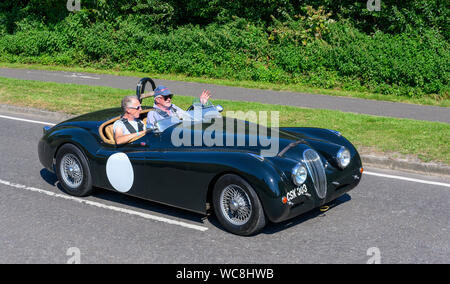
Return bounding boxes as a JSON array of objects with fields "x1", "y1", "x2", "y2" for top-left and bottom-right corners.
[{"x1": 106, "y1": 152, "x2": 134, "y2": 193}]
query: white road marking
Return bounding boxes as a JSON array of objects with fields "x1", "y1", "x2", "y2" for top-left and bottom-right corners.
[
  {"x1": 0, "y1": 179, "x2": 208, "y2": 232},
  {"x1": 65, "y1": 73, "x2": 100, "y2": 80},
  {"x1": 364, "y1": 171, "x2": 450, "y2": 188},
  {"x1": 26, "y1": 70, "x2": 100, "y2": 80},
  {"x1": 0, "y1": 114, "x2": 56, "y2": 126}
]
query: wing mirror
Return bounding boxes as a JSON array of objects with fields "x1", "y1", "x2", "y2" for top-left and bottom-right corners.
[{"x1": 215, "y1": 105, "x2": 224, "y2": 113}]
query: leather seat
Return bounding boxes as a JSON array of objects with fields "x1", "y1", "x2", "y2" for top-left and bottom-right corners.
[
  {"x1": 98, "y1": 109, "x2": 152, "y2": 144},
  {"x1": 104, "y1": 124, "x2": 115, "y2": 143}
]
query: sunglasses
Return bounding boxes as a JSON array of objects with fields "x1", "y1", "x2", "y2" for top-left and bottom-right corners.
[
  {"x1": 157, "y1": 95, "x2": 173, "y2": 101},
  {"x1": 128, "y1": 105, "x2": 142, "y2": 110}
]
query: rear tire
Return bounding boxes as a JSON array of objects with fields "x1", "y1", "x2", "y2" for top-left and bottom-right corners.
[
  {"x1": 55, "y1": 144, "x2": 93, "y2": 197},
  {"x1": 212, "y1": 174, "x2": 266, "y2": 236}
]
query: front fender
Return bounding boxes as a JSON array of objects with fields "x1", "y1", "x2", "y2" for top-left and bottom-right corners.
[
  {"x1": 39, "y1": 125, "x2": 102, "y2": 183},
  {"x1": 204, "y1": 152, "x2": 292, "y2": 222}
]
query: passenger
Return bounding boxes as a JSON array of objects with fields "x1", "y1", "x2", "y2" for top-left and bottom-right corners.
[
  {"x1": 114, "y1": 95, "x2": 147, "y2": 144},
  {"x1": 146, "y1": 85, "x2": 211, "y2": 129}
]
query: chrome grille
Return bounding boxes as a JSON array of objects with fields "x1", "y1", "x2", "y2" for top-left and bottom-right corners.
[{"x1": 303, "y1": 149, "x2": 327, "y2": 199}]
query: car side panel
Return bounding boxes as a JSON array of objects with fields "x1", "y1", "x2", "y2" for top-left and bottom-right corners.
[
  {"x1": 93, "y1": 148, "x2": 288, "y2": 217},
  {"x1": 140, "y1": 151, "x2": 287, "y2": 216}
]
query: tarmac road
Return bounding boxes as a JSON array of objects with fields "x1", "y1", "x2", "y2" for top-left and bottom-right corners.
[
  {"x1": 0, "y1": 67, "x2": 449, "y2": 124},
  {"x1": 0, "y1": 110, "x2": 449, "y2": 264}
]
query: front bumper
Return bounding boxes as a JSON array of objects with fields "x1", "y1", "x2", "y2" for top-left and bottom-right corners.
[
  {"x1": 38, "y1": 138, "x2": 55, "y2": 173},
  {"x1": 268, "y1": 165, "x2": 362, "y2": 223}
]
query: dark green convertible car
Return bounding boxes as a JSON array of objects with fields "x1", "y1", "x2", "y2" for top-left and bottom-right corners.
[{"x1": 38, "y1": 78, "x2": 363, "y2": 236}]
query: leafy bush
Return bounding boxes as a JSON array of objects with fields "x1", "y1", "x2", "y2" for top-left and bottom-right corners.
[
  {"x1": 268, "y1": 6, "x2": 333, "y2": 46},
  {"x1": 0, "y1": 1, "x2": 448, "y2": 99}
]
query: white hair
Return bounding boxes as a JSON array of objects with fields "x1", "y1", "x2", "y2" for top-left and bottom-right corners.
[{"x1": 121, "y1": 95, "x2": 139, "y2": 113}]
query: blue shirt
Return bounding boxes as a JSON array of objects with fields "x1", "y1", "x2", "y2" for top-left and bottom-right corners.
[{"x1": 146, "y1": 103, "x2": 185, "y2": 128}]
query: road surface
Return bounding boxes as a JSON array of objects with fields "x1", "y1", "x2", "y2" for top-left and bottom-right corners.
[{"x1": 0, "y1": 109, "x2": 448, "y2": 263}]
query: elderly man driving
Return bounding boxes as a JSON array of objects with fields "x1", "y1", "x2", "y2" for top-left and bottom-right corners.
[
  {"x1": 146, "y1": 85, "x2": 211, "y2": 129},
  {"x1": 114, "y1": 95, "x2": 147, "y2": 144}
]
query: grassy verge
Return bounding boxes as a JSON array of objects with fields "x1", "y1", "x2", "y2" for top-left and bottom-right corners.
[
  {"x1": 0, "y1": 76, "x2": 448, "y2": 165},
  {"x1": 1, "y1": 62, "x2": 448, "y2": 108}
]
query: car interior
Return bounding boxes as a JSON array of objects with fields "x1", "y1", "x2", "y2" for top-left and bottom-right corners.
[{"x1": 98, "y1": 108, "x2": 154, "y2": 145}]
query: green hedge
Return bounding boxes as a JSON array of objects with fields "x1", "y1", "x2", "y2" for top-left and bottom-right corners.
[{"x1": 0, "y1": 5, "x2": 448, "y2": 99}]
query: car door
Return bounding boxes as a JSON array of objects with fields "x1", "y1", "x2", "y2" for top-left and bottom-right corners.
[
  {"x1": 95, "y1": 132, "x2": 162, "y2": 196},
  {"x1": 135, "y1": 128, "x2": 214, "y2": 214},
  {"x1": 96, "y1": 129, "x2": 211, "y2": 214}
]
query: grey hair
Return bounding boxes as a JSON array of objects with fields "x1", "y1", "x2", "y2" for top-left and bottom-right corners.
[{"x1": 121, "y1": 95, "x2": 139, "y2": 113}]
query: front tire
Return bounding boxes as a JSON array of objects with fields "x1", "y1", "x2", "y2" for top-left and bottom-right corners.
[
  {"x1": 55, "y1": 144, "x2": 93, "y2": 197},
  {"x1": 212, "y1": 174, "x2": 266, "y2": 236}
]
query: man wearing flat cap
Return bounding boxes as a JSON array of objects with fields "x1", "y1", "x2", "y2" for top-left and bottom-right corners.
[{"x1": 146, "y1": 85, "x2": 211, "y2": 129}]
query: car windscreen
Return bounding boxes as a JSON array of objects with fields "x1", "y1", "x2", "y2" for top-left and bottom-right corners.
[{"x1": 154, "y1": 105, "x2": 222, "y2": 133}]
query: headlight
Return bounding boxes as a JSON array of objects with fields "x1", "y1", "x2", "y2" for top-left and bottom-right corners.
[
  {"x1": 337, "y1": 147, "x2": 351, "y2": 168},
  {"x1": 292, "y1": 164, "x2": 308, "y2": 185}
]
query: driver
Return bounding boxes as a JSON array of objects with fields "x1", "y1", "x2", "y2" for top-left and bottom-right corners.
[
  {"x1": 113, "y1": 95, "x2": 147, "y2": 144},
  {"x1": 146, "y1": 85, "x2": 211, "y2": 129}
]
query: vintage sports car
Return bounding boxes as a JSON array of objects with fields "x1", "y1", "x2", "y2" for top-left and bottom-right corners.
[{"x1": 38, "y1": 78, "x2": 363, "y2": 236}]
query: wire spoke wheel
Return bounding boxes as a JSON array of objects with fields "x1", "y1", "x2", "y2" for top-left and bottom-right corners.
[
  {"x1": 56, "y1": 144, "x2": 93, "y2": 197},
  {"x1": 213, "y1": 174, "x2": 266, "y2": 235},
  {"x1": 60, "y1": 153, "x2": 84, "y2": 188},
  {"x1": 220, "y1": 184, "x2": 252, "y2": 226}
]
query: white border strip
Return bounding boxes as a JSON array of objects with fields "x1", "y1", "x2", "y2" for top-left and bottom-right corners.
[
  {"x1": 0, "y1": 114, "x2": 56, "y2": 126},
  {"x1": 0, "y1": 179, "x2": 208, "y2": 232},
  {"x1": 364, "y1": 171, "x2": 450, "y2": 188}
]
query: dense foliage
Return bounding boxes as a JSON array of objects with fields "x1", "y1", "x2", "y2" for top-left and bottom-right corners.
[{"x1": 0, "y1": 0, "x2": 448, "y2": 98}]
